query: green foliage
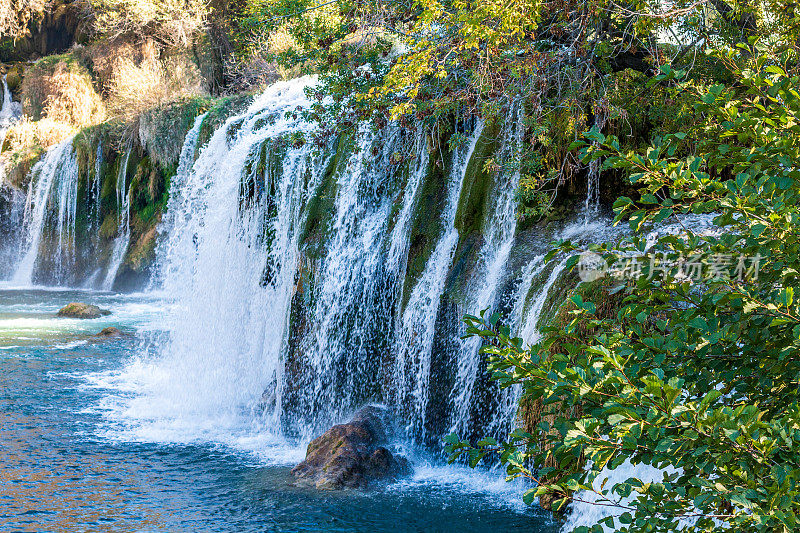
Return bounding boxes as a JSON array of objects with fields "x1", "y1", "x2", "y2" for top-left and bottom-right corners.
[{"x1": 448, "y1": 55, "x2": 800, "y2": 531}]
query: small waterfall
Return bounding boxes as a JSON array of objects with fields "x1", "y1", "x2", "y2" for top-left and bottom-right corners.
[
  {"x1": 449, "y1": 106, "x2": 525, "y2": 438},
  {"x1": 392, "y1": 122, "x2": 483, "y2": 438},
  {"x1": 0, "y1": 75, "x2": 24, "y2": 274},
  {"x1": 288, "y1": 123, "x2": 427, "y2": 435},
  {"x1": 152, "y1": 112, "x2": 207, "y2": 286},
  {"x1": 102, "y1": 148, "x2": 132, "y2": 290},
  {"x1": 518, "y1": 258, "x2": 570, "y2": 344},
  {"x1": 0, "y1": 75, "x2": 22, "y2": 185},
  {"x1": 584, "y1": 110, "x2": 608, "y2": 219},
  {"x1": 12, "y1": 137, "x2": 79, "y2": 286}
]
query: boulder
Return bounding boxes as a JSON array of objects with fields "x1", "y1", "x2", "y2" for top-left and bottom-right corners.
[
  {"x1": 292, "y1": 406, "x2": 412, "y2": 489},
  {"x1": 94, "y1": 327, "x2": 124, "y2": 338},
  {"x1": 57, "y1": 303, "x2": 111, "y2": 319}
]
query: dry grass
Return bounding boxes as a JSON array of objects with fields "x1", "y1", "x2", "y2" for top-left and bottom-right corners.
[
  {"x1": 0, "y1": 0, "x2": 49, "y2": 39},
  {"x1": 20, "y1": 56, "x2": 106, "y2": 128},
  {"x1": 106, "y1": 51, "x2": 206, "y2": 121},
  {"x1": 0, "y1": 118, "x2": 75, "y2": 187}
]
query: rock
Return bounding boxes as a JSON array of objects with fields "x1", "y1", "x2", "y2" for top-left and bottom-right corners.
[
  {"x1": 291, "y1": 406, "x2": 412, "y2": 489},
  {"x1": 57, "y1": 303, "x2": 111, "y2": 319},
  {"x1": 94, "y1": 327, "x2": 124, "y2": 338}
]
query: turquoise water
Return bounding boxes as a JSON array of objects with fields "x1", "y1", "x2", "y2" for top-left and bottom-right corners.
[{"x1": 0, "y1": 289, "x2": 556, "y2": 532}]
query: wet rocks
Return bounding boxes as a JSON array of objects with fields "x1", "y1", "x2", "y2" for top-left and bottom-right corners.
[
  {"x1": 57, "y1": 303, "x2": 111, "y2": 319},
  {"x1": 94, "y1": 327, "x2": 124, "y2": 338},
  {"x1": 291, "y1": 406, "x2": 412, "y2": 489}
]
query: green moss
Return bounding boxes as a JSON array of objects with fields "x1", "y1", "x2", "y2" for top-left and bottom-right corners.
[
  {"x1": 138, "y1": 96, "x2": 213, "y2": 169},
  {"x1": 197, "y1": 93, "x2": 255, "y2": 149},
  {"x1": 453, "y1": 121, "x2": 502, "y2": 239}
]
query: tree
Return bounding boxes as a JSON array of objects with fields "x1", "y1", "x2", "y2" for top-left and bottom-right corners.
[{"x1": 448, "y1": 48, "x2": 800, "y2": 532}]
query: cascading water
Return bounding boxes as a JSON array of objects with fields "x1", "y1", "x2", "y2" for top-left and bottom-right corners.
[
  {"x1": 102, "y1": 149, "x2": 132, "y2": 290},
  {"x1": 0, "y1": 74, "x2": 22, "y2": 186},
  {"x1": 152, "y1": 111, "x2": 208, "y2": 283},
  {"x1": 392, "y1": 121, "x2": 483, "y2": 438},
  {"x1": 285, "y1": 122, "x2": 429, "y2": 436},
  {"x1": 110, "y1": 87, "x2": 586, "y2": 450},
  {"x1": 448, "y1": 105, "x2": 526, "y2": 439},
  {"x1": 115, "y1": 78, "x2": 325, "y2": 447},
  {"x1": 0, "y1": 75, "x2": 24, "y2": 273},
  {"x1": 12, "y1": 137, "x2": 79, "y2": 286}
]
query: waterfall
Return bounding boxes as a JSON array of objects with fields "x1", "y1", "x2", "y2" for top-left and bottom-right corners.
[
  {"x1": 392, "y1": 122, "x2": 483, "y2": 438},
  {"x1": 286, "y1": 122, "x2": 428, "y2": 436},
  {"x1": 0, "y1": 75, "x2": 24, "y2": 274},
  {"x1": 81, "y1": 77, "x2": 626, "y2": 484},
  {"x1": 152, "y1": 112, "x2": 207, "y2": 286},
  {"x1": 12, "y1": 137, "x2": 79, "y2": 286},
  {"x1": 102, "y1": 148, "x2": 132, "y2": 290},
  {"x1": 125, "y1": 78, "x2": 323, "y2": 439},
  {"x1": 0, "y1": 75, "x2": 22, "y2": 185},
  {"x1": 584, "y1": 110, "x2": 608, "y2": 219},
  {"x1": 448, "y1": 106, "x2": 525, "y2": 438}
]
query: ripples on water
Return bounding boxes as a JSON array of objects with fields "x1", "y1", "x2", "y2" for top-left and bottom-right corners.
[{"x1": 0, "y1": 289, "x2": 555, "y2": 532}]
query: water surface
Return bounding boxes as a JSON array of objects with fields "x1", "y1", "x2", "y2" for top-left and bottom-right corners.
[{"x1": 0, "y1": 288, "x2": 556, "y2": 532}]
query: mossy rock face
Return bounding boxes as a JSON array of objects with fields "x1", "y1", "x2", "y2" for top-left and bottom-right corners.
[
  {"x1": 57, "y1": 302, "x2": 111, "y2": 319},
  {"x1": 453, "y1": 120, "x2": 502, "y2": 240},
  {"x1": 5, "y1": 64, "x2": 24, "y2": 94},
  {"x1": 299, "y1": 134, "x2": 350, "y2": 261},
  {"x1": 197, "y1": 93, "x2": 255, "y2": 150},
  {"x1": 128, "y1": 226, "x2": 158, "y2": 272}
]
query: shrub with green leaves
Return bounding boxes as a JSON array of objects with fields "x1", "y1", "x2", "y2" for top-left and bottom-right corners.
[{"x1": 448, "y1": 52, "x2": 800, "y2": 532}]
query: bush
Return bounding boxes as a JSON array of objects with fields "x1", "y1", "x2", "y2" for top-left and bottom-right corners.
[
  {"x1": 0, "y1": 118, "x2": 75, "y2": 188},
  {"x1": 86, "y1": 0, "x2": 209, "y2": 45},
  {"x1": 106, "y1": 49, "x2": 206, "y2": 122},
  {"x1": 20, "y1": 54, "x2": 106, "y2": 128},
  {"x1": 450, "y1": 62, "x2": 800, "y2": 531}
]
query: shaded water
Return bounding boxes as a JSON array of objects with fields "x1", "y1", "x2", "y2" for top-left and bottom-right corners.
[{"x1": 0, "y1": 288, "x2": 556, "y2": 532}]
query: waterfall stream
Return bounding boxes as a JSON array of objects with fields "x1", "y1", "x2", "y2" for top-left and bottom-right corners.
[
  {"x1": 0, "y1": 75, "x2": 24, "y2": 273},
  {"x1": 0, "y1": 75, "x2": 22, "y2": 186},
  {"x1": 102, "y1": 149, "x2": 133, "y2": 290},
  {"x1": 393, "y1": 121, "x2": 483, "y2": 438},
  {"x1": 1, "y1": 76, "x2": 621, "y2": 512},
  {"x1": 12, "y1": 137, "x2": 79, "y2": 286}
]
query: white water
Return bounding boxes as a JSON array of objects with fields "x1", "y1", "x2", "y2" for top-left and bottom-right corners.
[
  {"x1": 102, "y1": 148, "x2": 132, "y2": 290},
  {"x1": 105, "y1": 78, "x2": 323, "y2": 445},
  {"x1": 449, "y1": 106, "x2": 525, "y2": 438},
  {"x1": 393, "y1": 121, "x2": 483, "y2": 438},
  {"x1": 290, "y1": 123, "x2": 427, "y2": 435},
  {"x1": 0, "y1": 75, "x2": 22, "y2": 185},
  {"x1": 12, "y1": 137, "x2": 78, "y2": 286},
  {"x1": 153, "y1": 112, "x2": 208, "y2": 283}
]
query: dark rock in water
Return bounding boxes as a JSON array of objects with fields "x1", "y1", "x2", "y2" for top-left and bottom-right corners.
[
  {"x1": 292, "y1": 406, "x2": 412, "y2": 489},
  {"x1": 57, "y1": 303, "x2": 111, "y2": 319},
  {"x1": 94, "y1": 327, "x2": 124, "y2": 338}
]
